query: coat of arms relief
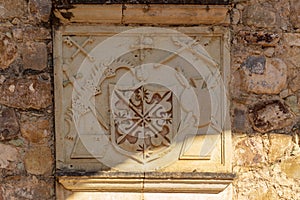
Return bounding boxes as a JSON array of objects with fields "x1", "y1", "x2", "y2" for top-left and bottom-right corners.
[{"x1": 55, "y1": 26, "x2": 230, "y2": 172}]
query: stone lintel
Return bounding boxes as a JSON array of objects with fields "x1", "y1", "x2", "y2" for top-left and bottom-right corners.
[
  {"x1": 58, "y1": 172, "x2": 234, "y2": 193},
  {"x1": 54, "y1": 4, "x2": 230, "y2": 25}
]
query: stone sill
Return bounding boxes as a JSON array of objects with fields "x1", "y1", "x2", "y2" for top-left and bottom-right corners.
[
  {"x1": 58, "y1": 172, "x2": 235, "y2": 193},
  {"x1": 54, "y1": 4, "x2": 230, "y2": 25}
]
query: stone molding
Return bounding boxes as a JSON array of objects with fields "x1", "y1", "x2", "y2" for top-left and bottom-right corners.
[{"x1": 54, "y1": 4, "x2": 230, "y2": 25}]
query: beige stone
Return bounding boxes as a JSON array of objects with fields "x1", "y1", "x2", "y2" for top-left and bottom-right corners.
[
  {"x1": 0, "y1": 34, "x2": 17, "y2": 69},
  {"x1": 123, "y1": 5, "x2": 229, "y2": 25},
  {"x1": 54, "y1": 25, "x2": 231, "y2": 174},
  {"x1": 0, "y1": 75, "x2": 52, "y2": 109},
  {"x1": 24, "y1": 145, "x2": 53, "y2": 175},
  {"x1": 0, "y1": 143, "x2": 18, "y2": 168},
  {"x1": 241, "y1": 57, "x2": 287, "y2": 94},
  {"x1": 234, "y1": 136, "x2": 266, "y2": 166},
  {"x1": 22, "y1": 42, "x2": 47, "y2": 71},
  {"x1": 54, "y1": 5, "x2": 229, "y2": 25},
  {"x1": 268, "y1": 134, "x2": 292, "y2": 163},
  {"x1": 20, "y1": 118, "x2": 50, "y2": 144},
  {"x1": 284, "y1": 33, "x2": 300, "y2": 47},
  {"x1": 280, "y1": 155, "x2": 300, "y2": 179}
]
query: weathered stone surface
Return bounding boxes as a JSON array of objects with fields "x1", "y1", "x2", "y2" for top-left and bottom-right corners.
[
  {"x1": 284, "y1": 33, "x2": 300, "y2": 47},
  {"x1": 242, "y1": 5, "x2": 276, "y2": 28},
  {"x1": 0, "y1": 34, "x2": 17, "y2": 69},
  {"x1": 1, "y1": 176, "x2": 53, "y2": 200},
  {"x1": 0, "y1": 107, "x2": 19, "y2": 141},
  {"x1": 0, "y1": 143, "x2": 18, "y2": 169},
  {"x1": 0, "y1": 0, "x2": 25, "y2": 19},
  {"x1": 22, "y1": 42, "x2": 47, "y2": 71},
  {"x1": 29, "y1": 0, "x2": 52, "y2": 22},
  {"x1": 21, "y1": 117, "x2": 50, "y2": 144},
  {"x1": 285, "y1": 95, "x2": 300, "y2": 115},
  {"x1": 280, "y1": 155, "x2": 300, "y2": 179},
  {"x1": 268, "y1": 134, "x2": 292, "y2": 163},
  {"x1": 248, "y1": 100, "x2": 295, "y2": 133},
  {"x1": 290, "y1": 74, "x2": 300, "y2": 92},
  {"x1": 24, "y1": 145, "x2": 53, "y2": 175},
  {"x1": 264, "y1": 47, "x2": 274, "y2": 58},
  {"x1": 290, "y1": 0, "x2": 300, "y2": 28},
  {"x1": 234, "y1": 136, "x2": 266, "y2": 166},
  {"x1": 0, "y1": 75, "x2": 52, "y2": 110},
  {"x1": 241, "y1": 57, "x2": 287, "y2": 94},
  {"x1": 12, "y1": 26, "x2": 51, "y2": 41},
  {"x1": 231, "y1": 8, "x2": 240, "y2": 25},
  {"x1": 237, "y1": 31, "x2": 280, "y2": 47}
]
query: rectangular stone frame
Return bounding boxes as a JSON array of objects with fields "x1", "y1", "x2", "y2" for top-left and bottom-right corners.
[{"x1": 54, "y1": 4, "x2": 233, "y2": 199}]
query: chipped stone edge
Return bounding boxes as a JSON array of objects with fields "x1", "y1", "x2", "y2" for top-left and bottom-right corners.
[{"x1": 54, "y1": 4, "x2": 230, "y2": 25}]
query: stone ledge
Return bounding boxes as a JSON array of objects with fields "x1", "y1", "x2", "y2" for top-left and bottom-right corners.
[
  {"x1": 58, "y1": 172, "x2": 234, "y2": 193},
  {"x1": 54, "y1": 4, "x2": 230, "y2": 25}
]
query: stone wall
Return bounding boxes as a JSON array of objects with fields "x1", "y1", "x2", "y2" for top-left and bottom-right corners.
[
  {"x1": 0, "y1": 0, "x2": 54, "y2": 199},
  {"x1": 231, "y1": 0, "x2": 300, "y2": 199},
  {"x1": 0, "y1": 0, "x2": 299, "y2": 199}
]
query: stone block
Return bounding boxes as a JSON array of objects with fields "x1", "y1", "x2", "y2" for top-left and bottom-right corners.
[
  {"x1": 234, "y1": 136, "x2": 266, "y2": 166},
  {"x1": 12, "y1": 26, "x2": 51, "y2": 41},
  {"x1": 20, "y1": 117, "x2": 50, "y2": 144},
  {"x1": 22, "y1": 42, "x2": 47, "y2": 71},
  {"x1": 241, "y1": 57, "x2": 287, "y2": 94},
  {"x1": 248, "y1": 100, "x2": 295, "y2": 133},
  {"x1": 268, "y1": 133, "x2": 292, "y2": 163},
  {"x1": 0, "y1": 34, "x2": 17, "y2": 69},
  {"x1": 290, "y1": 0, "x2": 300, "y2": 28},
  {"x1": 280, "y1": 155, "x2": 300, "y2": 179},
  {"x1": 237, "y1": 31, "x2": 280, "y2": 47},
  {"x1": 0, "y1": 75, "x2": 52, "y2": 110},
  {"x1": 242, "y1": 4, "x2": 276, "y2": 28},
  {"x1": 1, "y1": 176, "x2": 53, "y2": 199},
  {"x1": 0, "y1": 0, "x2": 25, "y2": 19},
  {"x1": 0, "y1": 143, "x2": 18, "y2": 169},
  {"x1": 0, "y1": 107, "x2": 19, "y2": 141},
  {"x1": 24, "y1": 145, "x2": 53, "y2": 175},
  {"x1": 29, "y1": 0, "x2": 52, "y2": 22}
]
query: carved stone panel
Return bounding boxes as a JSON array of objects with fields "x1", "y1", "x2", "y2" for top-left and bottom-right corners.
[{"x1": 54, "y1": 25, "x2": 231, "y2": 173}]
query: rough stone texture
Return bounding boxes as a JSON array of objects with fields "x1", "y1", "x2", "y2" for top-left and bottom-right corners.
[
  {"x1": 240, "y1": 57, "x2": 287, "y2": 94},
  {"x1": 0, "y1": 34, "x2": 17, "y2": 69},
  {"x1": 232, "y1": 0, "x2": 300, "y2": 199},
  {"x1": 268, "y1": 133, "x2": 292, "y2": 163},
  {"x1": 1, "y1": 176, "x2": 53, "y2": 200},
  {"x1": 24, "y1": 145, "x2": 53, "y2": 175},
  {"x1": 20, "y1": 117, "x2": 50, "y2": 144},
  {"x1": 0, "y1": 0, "x2": 26, "y2": 19},
  {"x1": 0, "y1": 107, "x2": 19, "y2": 141},
  {"x1": 29, "y1": 0, "x2": 52, "y2": 23},
  {"x1": 233, "y1": 135, "x2": 267, "y2": 167},
  {"x1": 280, "y1": 155, "x2": 300, "y2": 179},
  {"x1": 22, "y1": 42, "x2": 48, "y2": 71},
  {"x1": 0, "y1": 143, "x2": 18, "y2": 169},
  {"x1": 248, "y1": 100, "x2": 295, "y2": 133},
  {"x1": 290, "y1": 0, "x2": 300, "y2": 29},
  {"x1": 0, "y1": 75, "x2": 52, "y2": 110},
  {"x1": 242, "y1": 4, "x2": 276, "y2": 28},
  {"x1": 0, "y1": 0, "x2": 54, "y2": 197}
]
